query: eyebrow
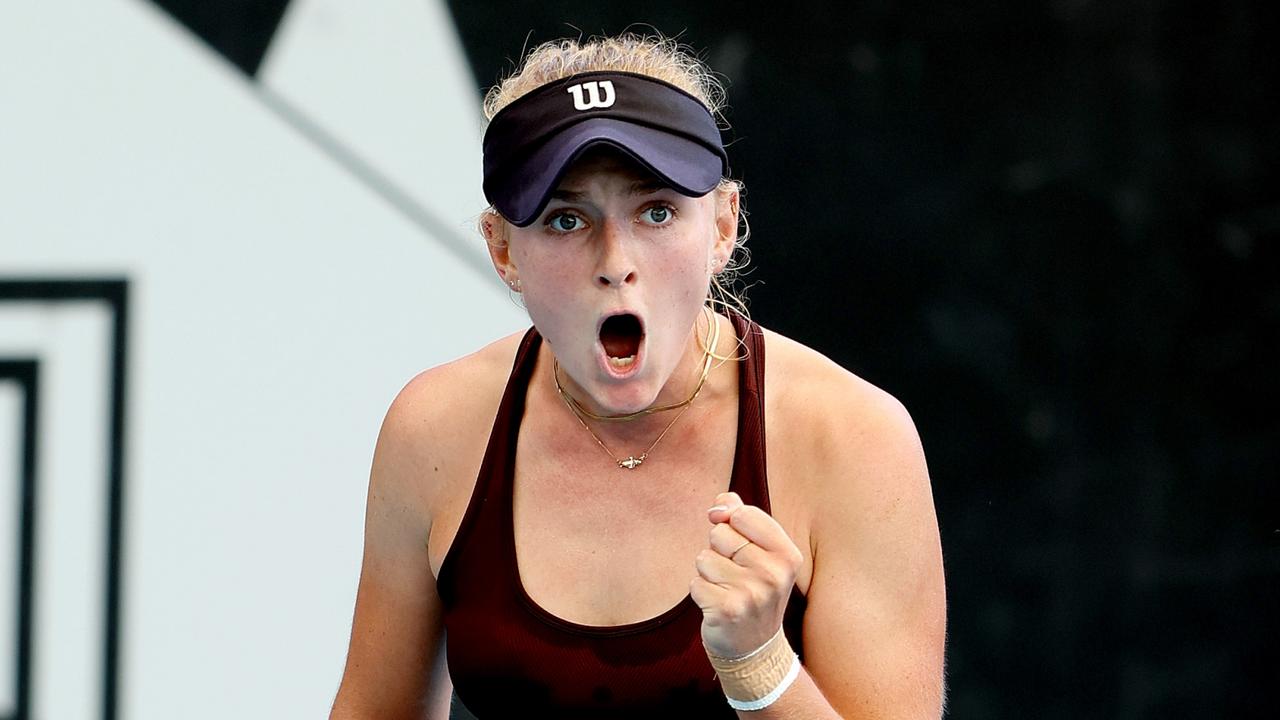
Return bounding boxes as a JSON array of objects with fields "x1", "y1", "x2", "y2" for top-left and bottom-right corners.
[{"x1": 549, "y1": 180, "x2": 670, "y2": 202}]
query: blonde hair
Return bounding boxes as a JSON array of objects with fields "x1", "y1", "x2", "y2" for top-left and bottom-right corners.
[
  {"x1": 480, "y1": 33, "x2": 753, "y2": 322},
  {"x1": 482, "y1": 34, "x2": 726, "y2": 120}
]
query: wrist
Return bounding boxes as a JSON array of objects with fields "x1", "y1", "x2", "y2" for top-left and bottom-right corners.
[{"x1": 705, "y1": 628, "x2": 801, "y2": 711}]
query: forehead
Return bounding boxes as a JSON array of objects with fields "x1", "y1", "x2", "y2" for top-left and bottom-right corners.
[{"x1": 555, "y1": 146, "x2": 669, "y2": 193}]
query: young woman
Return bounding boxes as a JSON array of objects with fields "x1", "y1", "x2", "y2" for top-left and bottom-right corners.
[{"x1": 330, "y1": 34, "x2": 946, "y2": 719}]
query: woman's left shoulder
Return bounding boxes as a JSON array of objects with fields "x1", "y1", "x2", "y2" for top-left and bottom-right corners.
[
  {"x1": 760, "y1": 326, "x2": 922, "y2": 457},
  {"x1": 758, "y1": 324, "x2": 931, "y2": 536}
]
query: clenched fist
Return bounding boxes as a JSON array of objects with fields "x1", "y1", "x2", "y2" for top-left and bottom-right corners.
[{"x1": 690, "y1": 491, "x2": 804, "y2": 658}]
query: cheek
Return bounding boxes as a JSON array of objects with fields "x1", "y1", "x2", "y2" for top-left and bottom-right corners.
[
  {"x1": 509, "y1": 244, "x2": 581, "y2": 327},
  {"x1": 672, "y1": 228, "x2": 719, "y2": 290},
  {"x1": 654, "y1": 248, "x2": 714, "y2": 306},
  {"x1": 512, "y1": 240, "x2": 571, "y2": 287}
]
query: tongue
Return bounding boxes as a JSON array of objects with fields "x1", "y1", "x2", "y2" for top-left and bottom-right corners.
[
  {"x1": 600, "y1": 315, "x2": 642, "y2": 358},
  {"x1": 602, "y1": 333, "x2": 639, "y2": 358}
]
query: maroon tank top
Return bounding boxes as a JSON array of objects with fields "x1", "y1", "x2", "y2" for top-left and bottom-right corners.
[{"x1": 437, "y1": 312, "x2": 806, "y2": 718}]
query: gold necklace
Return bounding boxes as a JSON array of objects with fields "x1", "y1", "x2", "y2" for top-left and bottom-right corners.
[
  {"x1": 554, "y1": 308, "x2": 720, "y2": 469},
  {"x1": 564, "y1": 394, "x2": 695, "y2": 469},
  {"x1": 553, "y1": 306, "x2": 720, "y2": 422}
]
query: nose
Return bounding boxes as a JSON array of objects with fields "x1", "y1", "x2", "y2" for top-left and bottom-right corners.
[{"x1": 594, "y1": 219, "x2": 637, "y2": 288}]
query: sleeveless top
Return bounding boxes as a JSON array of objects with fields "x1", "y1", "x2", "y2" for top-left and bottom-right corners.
[{"x1": 437, "y1": 312, "x2": 807, "y2": 718}]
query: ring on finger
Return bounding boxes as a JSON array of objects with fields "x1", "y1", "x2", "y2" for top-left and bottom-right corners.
[{"x1": 729, "y1": 540, "x2": 751, "y2": 560}]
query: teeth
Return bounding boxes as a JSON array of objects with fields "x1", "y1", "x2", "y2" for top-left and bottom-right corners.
[{"x1": 608, "y1": 355, "x2": 636, "y2": 368}]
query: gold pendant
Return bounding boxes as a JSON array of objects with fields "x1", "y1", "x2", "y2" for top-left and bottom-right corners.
[{"x1": 618, "y1": 456, "x2": 643, "y2": 469}]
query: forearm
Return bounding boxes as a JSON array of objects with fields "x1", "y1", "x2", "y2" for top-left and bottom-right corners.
[{"x1": 725, "y1": 660, "x2": 945, "y2": 720}]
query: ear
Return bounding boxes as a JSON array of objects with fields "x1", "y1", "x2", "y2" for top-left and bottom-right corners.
[
  {"x1": 482, "y1": 211, "x2": 519, "y2": 285},
  {"x1": 711, "y1": 185, "x2": 739, "y2": 273}
]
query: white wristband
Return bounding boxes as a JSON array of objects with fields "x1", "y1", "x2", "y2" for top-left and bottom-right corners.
[
  {"x1": 706, "y1": 628, "x2": 800, "y2": 711},
  {"x1": 724, "y1": 652, "x2": 800, "y2": 711}
]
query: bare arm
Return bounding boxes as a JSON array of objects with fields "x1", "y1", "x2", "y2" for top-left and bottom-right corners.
[
  {"x1": 796, "y1": 389, "x2": 947, "y2": 718},
  {"x1": 695, "y1": 371, "x2": 947, "y2": 719},
  {"x1": 330, "y1": 375, "x2": 455, "y2": 720}
]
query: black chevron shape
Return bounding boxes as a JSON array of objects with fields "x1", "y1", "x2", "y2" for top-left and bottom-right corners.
[{"x1": 148, "y1": 0, "x2": 293, "y2": 77}]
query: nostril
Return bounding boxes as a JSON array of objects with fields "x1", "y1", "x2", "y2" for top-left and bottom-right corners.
[{"x1": 596, "y1": 264, "x2": 635, "y2": 287}]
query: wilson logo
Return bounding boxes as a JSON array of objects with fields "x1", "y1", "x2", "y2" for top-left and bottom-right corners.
[{"x1": 566, "y1": 80, "x2": 616, "y2": 110}]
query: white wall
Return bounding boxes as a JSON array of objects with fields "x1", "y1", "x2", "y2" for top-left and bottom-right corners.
[{"x1": 0, "y1": 1, "x2": 524, "y2": 717}]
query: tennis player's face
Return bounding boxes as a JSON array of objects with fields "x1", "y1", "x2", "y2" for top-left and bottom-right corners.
[{"x1": 501, "y1": 149, "x2": 734, "y2": 415}]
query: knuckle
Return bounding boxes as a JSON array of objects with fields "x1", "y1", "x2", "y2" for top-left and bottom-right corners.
[
  {"x1": 746, "y1": 581, "x2": 772, "y2": 608},
  {"x1": 788, "y1": 546, "x2": 805, "y2": 568},
  {"x1": 721, "y1": 595, "x2": 747, "y2": 622},
  {"x1": 709, "y1": 523, "x2": 730, "y2": 543},
  {"x1": 690, "y1": 578, "x2": 710, "y2": 603},
  {"x1": 730, "y1": 505, "x2": 764, "y2": 530},
  {"x1": 714, "y1": 491, "x2": 740, "y2": 510},
  {"x1": 761, "y1": 562, "x2": 788, "y2": 589}
]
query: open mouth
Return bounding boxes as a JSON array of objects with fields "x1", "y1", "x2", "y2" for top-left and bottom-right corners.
[{"x1": 599, "y1": 313, "x2": 644, "y2": 369}]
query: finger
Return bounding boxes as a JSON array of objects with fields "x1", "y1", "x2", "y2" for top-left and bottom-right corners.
[
  {"x1": 689, "y1": 575, "x2": 730, "y2": 616},
  {"x1": 708, "y1": 521, "x2": 751, "y2": 559},
  {"x1": 695, "y1": 547, "x2": 748, "y2": 587},
  {"x1": 707, "y1": 491, "x2": 744, "y2": 524},
  {"x1": 727, "y1": 505, "x2": 804, "y2": 562}
]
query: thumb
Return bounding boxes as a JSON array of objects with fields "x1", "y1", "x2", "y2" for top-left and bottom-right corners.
[{"x1": 707, "y1": 491, "x2": 744, "y2": 525}]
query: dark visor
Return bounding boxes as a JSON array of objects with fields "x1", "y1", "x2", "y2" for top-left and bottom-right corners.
[{"x1": 482, "y1": 71, "x2": 729, "y2": 227}]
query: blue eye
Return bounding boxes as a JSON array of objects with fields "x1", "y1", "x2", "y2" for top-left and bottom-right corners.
[
  {"x1": 641, "y1": 205, "x2": 673, "y2": 225},
  {"x1": 547, "y1": 213, "x2": 581, "y2": 232}
]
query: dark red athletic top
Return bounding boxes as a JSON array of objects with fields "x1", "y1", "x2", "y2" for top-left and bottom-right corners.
[{"x1": 437, "y1": 312, "x2": 807, "y2": 718}]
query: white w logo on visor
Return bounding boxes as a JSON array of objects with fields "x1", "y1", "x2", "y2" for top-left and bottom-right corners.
[{"x1": 566, "y1": 80, "x2": 616, "y2": 110}]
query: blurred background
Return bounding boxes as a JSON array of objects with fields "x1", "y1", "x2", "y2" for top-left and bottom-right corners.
[{"x1": 2, "y1": 1, "x2": 1275, "y2": 718}]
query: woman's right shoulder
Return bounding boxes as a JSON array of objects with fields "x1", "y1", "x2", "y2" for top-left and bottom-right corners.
[
  {"x1": 386, "y1": 330, "x2": 527, "y2": 430},
  {"x1": 370, "y1": 330, "x2": 529, "y2": 512}
]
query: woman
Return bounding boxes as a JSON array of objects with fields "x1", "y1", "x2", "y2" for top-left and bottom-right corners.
[{"x1": 331, "y1": 34, "x2": 946, "y2": 719}]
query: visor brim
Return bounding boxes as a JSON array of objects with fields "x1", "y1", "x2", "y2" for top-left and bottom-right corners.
[{"x1": 488, "y1": 118, "x2": 725, "y2": 227}]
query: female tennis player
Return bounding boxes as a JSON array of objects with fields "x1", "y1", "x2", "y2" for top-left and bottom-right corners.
[{"x1": 330, "y1": 34, "x2": 946, "y2": 719}]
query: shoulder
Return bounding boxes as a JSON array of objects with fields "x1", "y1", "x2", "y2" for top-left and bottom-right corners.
[
  {"x1": 371, "y1": 330, "x2": 530, "y2": 527},
  {"x1": 382, "y1": 330, "x2": 527, "y2": 440},
  {"x1": 761, "y1": 326, "x2": 923, "y2": 472},
  {"x1": 759, "y1": 326, "x2": 931, "y2": 539}
]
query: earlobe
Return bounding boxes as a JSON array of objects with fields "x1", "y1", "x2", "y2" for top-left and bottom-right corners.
[{"x1": 496, "y1": 262, "x2": 519, "y2": 291}]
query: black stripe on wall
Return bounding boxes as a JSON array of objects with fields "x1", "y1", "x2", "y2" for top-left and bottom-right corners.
[
  {"x1": 0, "y1": 279, "x2": 130, "y2": 720},
  {"x1": 0, "y1": 359, "x2": 38, "y2": 720}
]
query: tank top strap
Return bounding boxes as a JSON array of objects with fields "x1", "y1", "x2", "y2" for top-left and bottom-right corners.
[
  {"x1": 728, "y1": 311, "x2": 771, "y2": 513},
  {"x1": 438, "y1": 326, "x2": 541, "y2": 605},
  {"x1": 482, "y1": 325, "x2": 542, "y2": 490}
]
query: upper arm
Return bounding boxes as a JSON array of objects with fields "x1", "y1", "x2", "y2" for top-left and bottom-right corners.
[
  {"x1": 330, "y1": 373, "x2": 455, "y2": 720},
  {"x1": 802, "y1": 383, "x2": 947, "y2": 719}
]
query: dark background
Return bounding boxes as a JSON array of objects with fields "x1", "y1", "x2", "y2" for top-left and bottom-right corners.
[{"x1": 156, "y1": 0, "x2": 1278, "y2": 716}]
